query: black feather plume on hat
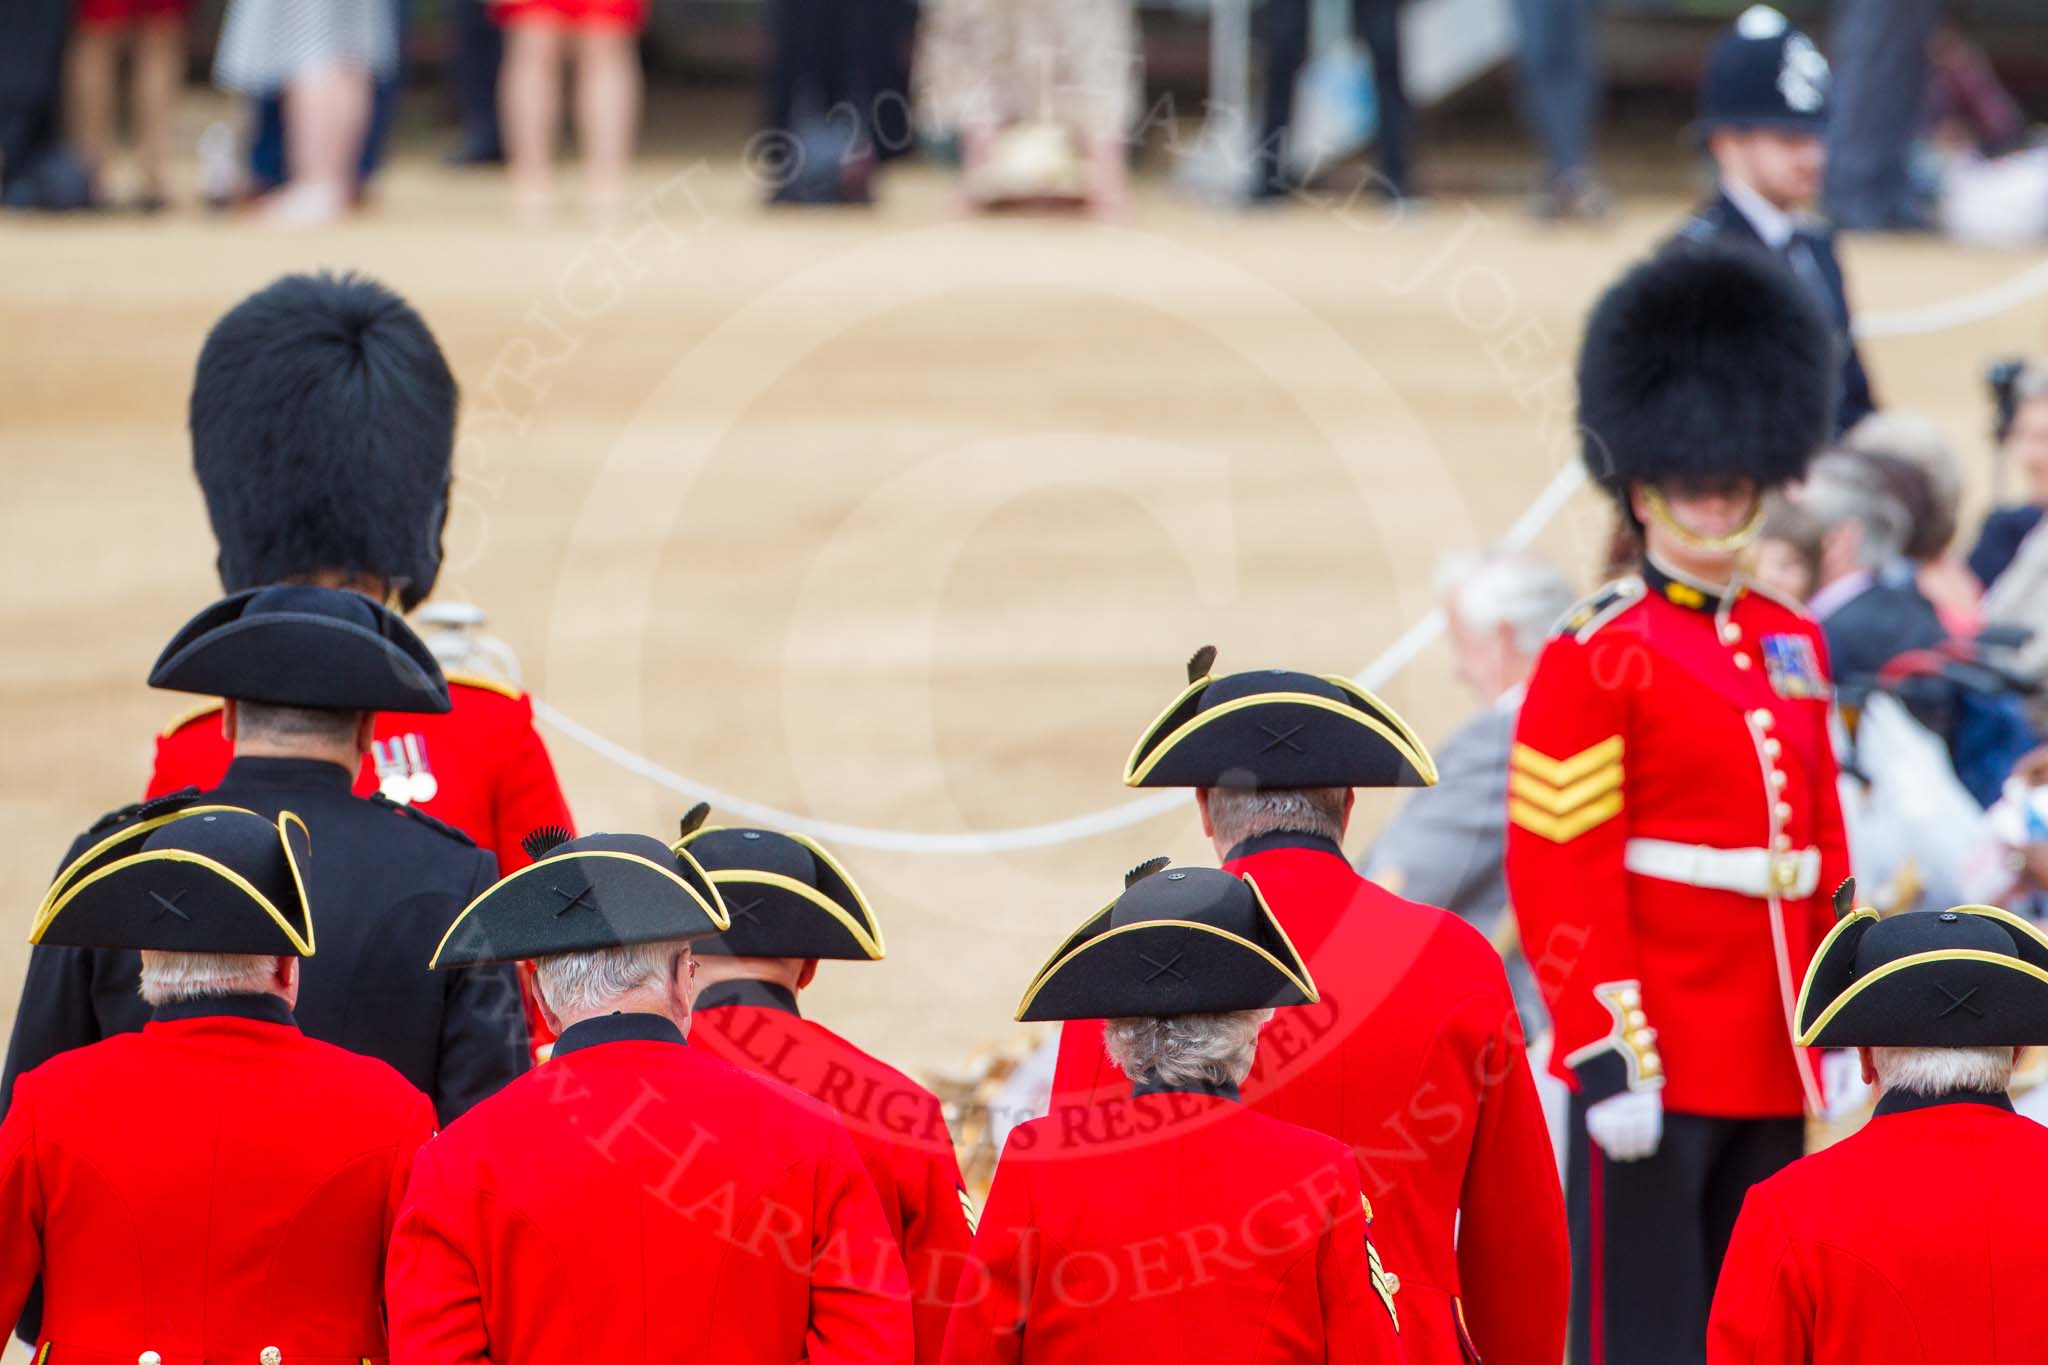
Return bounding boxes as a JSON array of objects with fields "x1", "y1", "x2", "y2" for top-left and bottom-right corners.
[
  {"x1": 1124, "y1": 855, "x2": 1172, "y2": 889},
  {"x1": 1186, "y1": 645, "x2": 1217, "y2": 684},
  {"x1": 520, "y1": 825, "x2": 575, "y2": 862}
]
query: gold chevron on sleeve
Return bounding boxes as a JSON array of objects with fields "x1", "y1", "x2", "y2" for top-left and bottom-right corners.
[
  {"x1": 1510, "y1": 736, "x2": 1622, "y2": 787},
  {"x1": 1509, "y1": 737, "x2": 1623, "y2": 843}
]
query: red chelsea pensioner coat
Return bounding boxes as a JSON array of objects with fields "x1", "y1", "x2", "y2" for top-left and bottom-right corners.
[
  {"x1": 0, "y1": 994, "x2": 436, "y2": 1365},
  {"x1": 384, "y1": 1011, "x2": 914, "y2": 1365},
  {"x1": 691, "y1": 979, "x2": 976, "y2": 1365},
  {"x1": 1053, "y1": 835, "x2": 1567, "y2": 1365},
  {"x1": 940, "y1": 1086, "x2": 1408, "y2": 1365}
]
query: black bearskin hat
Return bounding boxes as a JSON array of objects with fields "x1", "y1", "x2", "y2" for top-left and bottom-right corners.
[
  {"x1": 189, "y1": 272, "x2": 458, "y2": 612},
  {"x1": 1576, "y1": 245, "x2": 1832, "y2": 506}
]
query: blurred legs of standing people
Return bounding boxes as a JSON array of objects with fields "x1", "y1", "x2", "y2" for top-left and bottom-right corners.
[
  {"x1": 1511, "y1": 0, "x2": 1606, "y2": 220},
  {"x1": 1823, "y1": 0, "x2": 1942, "y2": 231},
  {"x1": 499, "y1": 0, "x2": 643, "y2": 221},
  {"x1": 1255, "y1": 0, "x2": 1408, "y2": 201},
  {"x1": 213, "y1": 0, "x2": 394, "y2": 222},
  {"x1": 448, "y1": 0, "x2": 504, "y2": 164},
  {"x1": 761, "y1": 0, "x2": 876, "y2": 204},
  {"x1": 66, "y1": 1, "x2": 186, "y2": 209},
  {"x1": 247, "y1": 0, "x2": 406, "y2": 197}
]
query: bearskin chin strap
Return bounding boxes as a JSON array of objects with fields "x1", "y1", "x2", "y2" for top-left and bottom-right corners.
[{"x1": 1641, "y1": 484, "x2": 1767, "y2": 554}]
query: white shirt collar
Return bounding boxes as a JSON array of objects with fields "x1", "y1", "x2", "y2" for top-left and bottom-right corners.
[{"x1": 1722, "y1": 175, "x2": 1796, "y2": 252}]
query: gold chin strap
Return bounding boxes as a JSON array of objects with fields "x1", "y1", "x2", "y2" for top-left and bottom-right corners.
[{"x1": 1642, "y1": 485, "x2": 1765, "y2": 553}]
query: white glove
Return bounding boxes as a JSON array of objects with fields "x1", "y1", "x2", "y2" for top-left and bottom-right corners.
[
  {"x1": 1585, "y1": 1088, "x2": 1664, "y2": 1162},
  {"x1": 1822, "y1": 1049, "x2": 1873, "y2": 1123}
]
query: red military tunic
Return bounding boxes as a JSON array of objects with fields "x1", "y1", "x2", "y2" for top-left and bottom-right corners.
[
  {"x1": 1053, "y1": 836, "x2": 1566, "y2": 1365},
  {"x1": 150, "y1": 674, "x2": 574, "y2": 1052},
  {"x1": 0, "y1": 994, "x2": 436, "y2": 1365},
  {"x1": 1505, "y1": 574, "x2": 1850, "y2": 1118},
  {"x1": 1707, "y1": 1091, "x2": 2048, "y2": 1364},
  {"x1": 941, "y1": 1087, "x2": 1406, "y2": 1365},
  {"x1": 386, "y1": 1010, "x2": 914, "y2": 1364},
  {"x1": 691, "y1": 979, "x2": 975, "y2": 1365}
]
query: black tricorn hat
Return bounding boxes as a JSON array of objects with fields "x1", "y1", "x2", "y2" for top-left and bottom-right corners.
[
  {"x1": 1795, "y1": 903, "x2": 2048, "y2": 1048},
  {"x1": 430, "y1": 829, "x2": 730, "y2": 968},
  {"x1": 675, "y1": 809, "x2": 883, "y2": 961},
  {"x1": 1697, "y1": 6, "x2": 1830, "y2": 137},
  {"x1": 34, "y1": 799, "x2": 314, "y2": 956},
  {"x1": 1123, "y1": 646, "x2": 1435, "y2": 790},
  {"x1": 1016, "y1": 861, "x2": 1317, "y2": 1022},
  {"x1": 149, "y1": 584, "x2": 451, "y2": 715},
  {"x1": 190, "y1": 272, "x2": 457, "y2": 612},
  {"x1": 1577, "y1": 246, "x2": 1832, "y2": 507}
]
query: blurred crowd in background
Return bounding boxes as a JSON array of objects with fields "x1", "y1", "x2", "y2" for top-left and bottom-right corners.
[{"x1": 1, "y1": 0, "x2": 2045, "y2": 231}]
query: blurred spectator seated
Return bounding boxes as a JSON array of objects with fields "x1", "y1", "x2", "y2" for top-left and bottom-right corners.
[
  {"x1": 1844, "y1": 410, "x2": 1980, "y2": 636},
  {"x1": 1361, "y1": 547, "x2": 1573, "y2": 1036},
  {"x1": 1801, "y1": 451, "x2": 1948, "y2": 694},
  {"x1": 1969, "y1": 363, "x2": 2048, "y2": 591}
]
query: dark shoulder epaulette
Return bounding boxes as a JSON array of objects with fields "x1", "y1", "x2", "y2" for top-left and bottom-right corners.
[
  {"x1": 87, "y1": 786, "x2": 204, "y2": 834},
  {"x1": 370, "y1": 791, "x2": 478, "y2": 847},
  {"x1": 1553, "y1": 576, "x2": 1645, "y2": 643}
]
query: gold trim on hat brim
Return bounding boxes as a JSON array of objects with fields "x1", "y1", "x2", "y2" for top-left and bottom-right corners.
[
  {"x1": 428, "y1": 849, "x2": 732, "y2": 969},
  {"x1": 1122, "y1": 691, "x2": 1437, "y2": 788},
  {"x1": 38, "y1": 804, "x2": 252, "y2": 927},
  {"x1": 1120, "y1": 675, "x2": 1214, "y2": 785},
  {"x1": 1013, "y1": 917, "x2": 1319, "y2": 1021},
  {"x1": 705, "y1": 869, "x2": 884, "y2": 960},
  {"x1": 1792, "y1": 906, "x2": 1878, "y2": 1038},
  {"x1": 32, "y1": 846, "x2": 316, "y2": 956},
  {"x1": 1795, "y1": 947, "x2": 2048, "y2": 1047},
  {"x1": 1320, "y1": 676, "x2": 1439, "y2": 786}
]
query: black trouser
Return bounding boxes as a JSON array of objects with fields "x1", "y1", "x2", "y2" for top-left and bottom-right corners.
[
  {"x1": 1256, "y1": 0, "x2": 1409, "y2": 196},
  {"x1": 1566, "y1": 1095, "x2": 1803, "y2": 1365},
  {"x1": 761, "y1": 0, "x2": 877, "y2": 138},
  {"x1": 451, "y1": 0, "x2": 503, "y2": 155}
]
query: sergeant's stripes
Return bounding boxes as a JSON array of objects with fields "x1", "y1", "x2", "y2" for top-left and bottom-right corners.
[{"x1": 1508, "y1": 737, "x2": 1624, "y2": 843}]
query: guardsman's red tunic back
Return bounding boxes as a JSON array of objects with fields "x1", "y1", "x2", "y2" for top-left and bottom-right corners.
[
  {"x1": 385, "y1": 1012, "x2": 915, "y2": 1365},
  {"x1": 1053, "y1": 838, "x2": 1567, "y2": 1365},
  {"x1": 941, "y1": 1091, "x2": 1406, "y2": 1365},
  {"x1": 0, "y1": 997, "x2": 436, "y2": 1365},
  {"x1": 1708, "y1": 1093, "x2": 2048, "y2": 1364},
  {"x1": 691, "y1": 982, "x2": 975, "y2": 1365}
]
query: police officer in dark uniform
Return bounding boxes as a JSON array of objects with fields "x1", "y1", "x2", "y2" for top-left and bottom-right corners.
[
  {"x1": 1674, "y1": 6, "x2": 1875, "y2": 435},
  {"x1": 4, "y1": 585, "x2": 527, "y2": 1125}
]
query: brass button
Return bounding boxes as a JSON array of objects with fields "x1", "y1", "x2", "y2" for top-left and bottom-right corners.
[
  {"x1": 1720, "y1": 622, "x2": 1742, "y2": 645},
  {"x1": 1618, "y1": 987, "x2": 1642, "y2": 1009},
  {"x1": 1765, "y1": 738, "x2": 1782, "y2": 758},
  {"x1": 1734, "y1": 652, "x2": 1753, "y2": 670},
  {"x1": 1641, "y1": 1050, "x2": 1662, "y2": 1072},
  {"x1": 1770, "y1": 771, "x2": 1788, "y2": 790},
  {"x1": 140, "y1": 1354, "x2": 163, "y2": 1365},
  {"x1": 1626, "y1": 1009, "x2": 1648, "y2": 1029},
  {"x1": 1384, "y1": 1271, "x2": 1402, "y2": 1295},
  {"x1": 1774, "y1": 833, "x2": 1793, "y2": 852},
  {"x1": 1750, "y1": 709, "x2": 1774, "y2": 730},
  {"x1": 262, "y1": 1348, "x2": 283, "y2": 1365},
  {"x1": 1775, "y1": 801, "x2": 1793, "y2": 822}
]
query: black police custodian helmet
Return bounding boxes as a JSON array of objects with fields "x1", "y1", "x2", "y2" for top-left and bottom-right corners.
[
  {"x1": 1698, "y1": 6, "x2": 1830, "y2": 138},
  {"x1": 430, "y1": 828, "x2": 729, "y2": 968},
  {"x1": 1577, "y1": 245, "x2": 1832, "y2": 508},
  {"x1": 674, "y1": 805, "x2": 884, "y2": 961},
  {"x1": 1795, "y1": 897, "x2": 2048, "y2": 1049},
  {"x1": 190, "y1": 272, "x2": 457, "y2": 612},
  {"x1": 1017, "y1": 860, "x2": 1317, "y2": 1023},
  {"x1": 1124, "y1": 646, "x2": 1436, "y2": 791},
  {"x1": 34, "y1": 797, "x2": 315, "y2": 957},
  {"x1": 149, "y1": 584, "x2": 451, "y2": 714}
]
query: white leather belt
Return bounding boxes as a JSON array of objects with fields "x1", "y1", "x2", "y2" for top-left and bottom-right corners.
[{"x1": 1623, "y1": 838, "x2": 1820, "y2": 899}]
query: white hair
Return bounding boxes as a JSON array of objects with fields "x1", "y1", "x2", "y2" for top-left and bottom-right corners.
[
  {"x1": 137, "y1": 950, "x2": 277, "y2": 1006},
  {"x1": 532, "y1": 940, "x2": 682, "y2": 1021},
  {"x1": 1436, "y1": 549, "x2": 1576, "y2": 657},
  {"x1": 1871, "y1": 1045, "x2": 2015, "y2": 1097},
  {"x1": 1801, "y1": 452, "x2": 1911, "y2": 567},
  {"x1": 1844, "y1": 410, "x2": 1961, "y2": 517},
  {"x1": 1104, "y1": 1009, "x2": 1274, "y2": 1088},
  {"x1": 1202, "y1": 786, "x2": 1347, "y2": 848}
]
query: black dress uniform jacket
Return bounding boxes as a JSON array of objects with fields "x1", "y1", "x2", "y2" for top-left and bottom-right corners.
[
  {"x1": 1674, "y1": 190, "x2": 1875, "y2": 434},
  {"x1": 2, "y1": 756, "x2": 528, "y2": 1125}
]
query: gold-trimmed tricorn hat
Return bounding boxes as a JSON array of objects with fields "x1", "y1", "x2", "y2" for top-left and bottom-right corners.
[
  {"x1": 1795, "y1": 885, "x2": 2048, "y2": 1048},
  {"x1": 1123, "y1": 646, "x2": 1436, "y2": 790},
  {"x1": 1016, "y1": 859, "x2": 1317, "y2": 1022},
  {"x1": 429, "y1": 828, "x2": 730, "y2": 968},
  {"x1": 673, "y1": 804, "x2": 883, "y2": 961},
  {"x1": 33, "y1": 796, "x2": 314, "y2": 956}
]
